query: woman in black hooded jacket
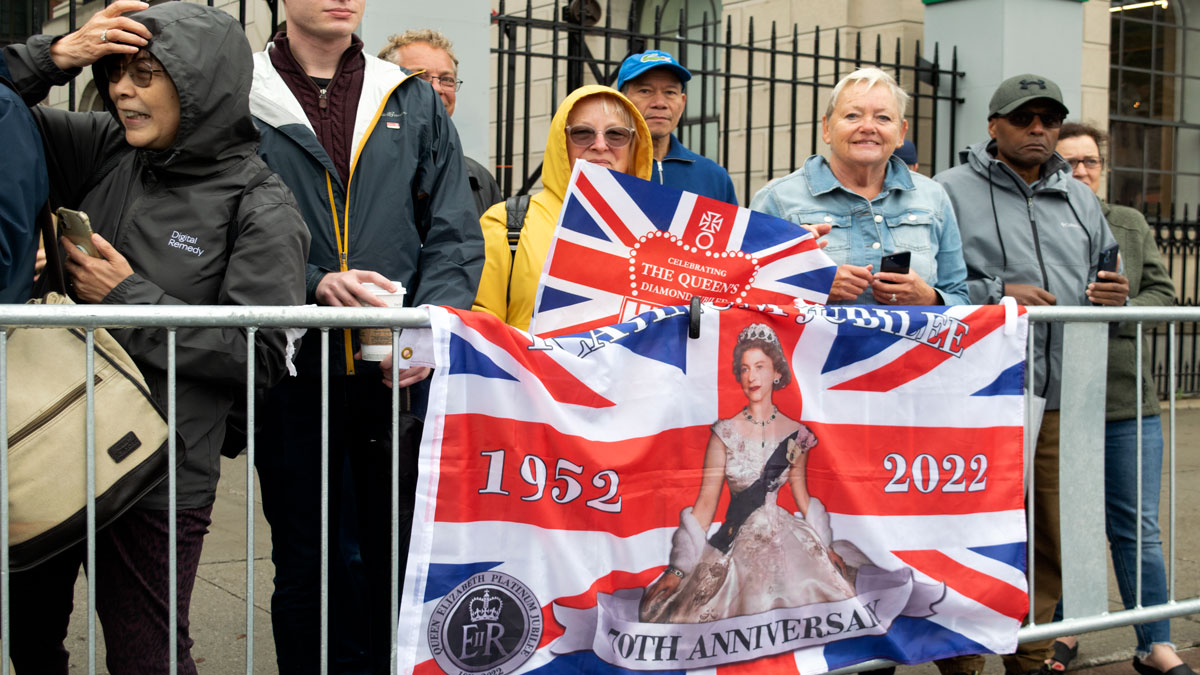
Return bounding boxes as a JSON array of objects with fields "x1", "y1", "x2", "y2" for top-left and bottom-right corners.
[{"x1": 2, "y1": 2, "x2": 310, "y2": 672}]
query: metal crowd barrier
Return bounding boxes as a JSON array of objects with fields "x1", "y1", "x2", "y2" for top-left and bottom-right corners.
[{"x1": 0, "y1": 304, "x2": 1197, "y2": 675}]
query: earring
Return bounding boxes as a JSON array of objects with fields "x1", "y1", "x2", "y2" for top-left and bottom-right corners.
[{"x1": 773, "y1": 377, "x2": 781, "y2": 385}]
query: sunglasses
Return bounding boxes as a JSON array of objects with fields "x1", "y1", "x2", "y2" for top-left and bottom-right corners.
[
  {"x1": 999, "y1": 110, "x2": 1065, "y2": 129},
  {"x1": 103, "y1": 57, "x2": 166, "y2": 88},
  {"x1": 565, "y1": 125, "x2": 636, "y2": 148}
]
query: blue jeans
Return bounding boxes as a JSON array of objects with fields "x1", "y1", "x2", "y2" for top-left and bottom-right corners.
[
  {"x1": 1106, "y1": 415, "x2": 1171, "y2": 654},
  {"x1": 1057, "y1": 415, "x2": 1173, "y2": 654}
]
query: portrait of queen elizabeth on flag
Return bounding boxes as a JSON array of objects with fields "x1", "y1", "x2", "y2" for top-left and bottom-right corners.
[{"x1": 640, "y1": 321, "x2": 867, "y2": 623}]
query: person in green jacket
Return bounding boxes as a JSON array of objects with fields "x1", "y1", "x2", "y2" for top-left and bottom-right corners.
[{"x1": 1049, "y1": 122, "x2": 1192, "y2": 675}]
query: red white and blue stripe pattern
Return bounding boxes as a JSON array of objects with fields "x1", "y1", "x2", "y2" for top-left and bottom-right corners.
[{"x1": 398, "y1": 303, "x2": 1029, "y2": 674}]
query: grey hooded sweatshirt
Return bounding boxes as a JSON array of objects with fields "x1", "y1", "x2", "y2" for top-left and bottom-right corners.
[
  {"x1": 3, "y1": 3, "x2": 311, "y2": 509},
  {"x1": 934, "y1": 140, "x2": 1116, "y2": 410}
]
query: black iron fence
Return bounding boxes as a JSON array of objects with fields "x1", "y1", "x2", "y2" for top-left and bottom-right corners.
[
  {"x1": 1, "y1": 0, "x2": 50, "y2": 46},
  {"x1": 1144, "y1": 204, "x2": 1200, "y2": 398},
  {"x1": 491, "y1": 0, "x2": 966, "y2": 204}
]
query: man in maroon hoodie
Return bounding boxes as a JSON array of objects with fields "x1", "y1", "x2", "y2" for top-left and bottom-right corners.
[{"x1": 249, "y1": 0, "x2": 483, "y2": 673}]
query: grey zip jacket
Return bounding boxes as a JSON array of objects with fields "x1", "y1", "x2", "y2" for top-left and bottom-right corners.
[
  {"x1": 934, "y1": 140, "x2": 1115, "y2": 410},
  {"x1": 3, "y1": 4, "x2": 311, "y2": 509}
]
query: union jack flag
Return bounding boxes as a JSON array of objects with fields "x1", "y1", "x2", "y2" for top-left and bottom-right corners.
[
  {"x1": 398, "y1": 302, "x2": 1029, "y2": 674},
  {"x1": 529, "y1": 161, "x2": 837, "y2": 337}
]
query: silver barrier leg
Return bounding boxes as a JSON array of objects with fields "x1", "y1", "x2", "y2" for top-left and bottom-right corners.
[
  {"x1": 391, "y1": 328, "x2": 401, "y2": 675},
  {"x1": 246, "y1": 328, "x2": 257, "y2": 675},
  {"x1": 320, "y1": 329, "x2": 330, "y2": 675},
  {"x1": 86, "y1": 330, "x2": 98, "y2": 675},
  {"x1": 1135, "y1": 323, "x2": 1144, "y2": 608},
  {"x1": 1025, "y1": 328, "x2": 1037, "y2": 623},
  {"x1": 1168, "y1": 322, "x2": 1177, "y2": 602},
  {"x1": 168, "y1": 330, "x2": 178, "y2": 675},
  {"x1": 1058, "y1": 322, "x2": 1109, "y2": 619},
  {"x1": 1, "y1": 330, "x2": 9, "y2": 675}
]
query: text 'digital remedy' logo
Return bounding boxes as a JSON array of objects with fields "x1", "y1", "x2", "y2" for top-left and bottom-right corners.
[{"x1": 428, "y1": 571, "x2": 542, "y2": 674}]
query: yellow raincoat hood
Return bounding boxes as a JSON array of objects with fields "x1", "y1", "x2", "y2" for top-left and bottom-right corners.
[
  {"x1": 540, "y1": 84, "x2": 654, "y2": 201},
  {"x1": 474, "y1": 85, "x2": 654, "y2": 331}
]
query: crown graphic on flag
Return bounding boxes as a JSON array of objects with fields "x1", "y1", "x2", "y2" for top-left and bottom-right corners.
[{"x1": 469, "y1": 591, "x2": 503, "y2": 622}]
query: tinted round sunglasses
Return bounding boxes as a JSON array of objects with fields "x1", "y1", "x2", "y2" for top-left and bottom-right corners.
[
  {"x1": 101, "y1": 56, "x2": 166, "y2": 88},
  {"x1": 565, "y1": 125, "x2": 636, "y2": 148}
]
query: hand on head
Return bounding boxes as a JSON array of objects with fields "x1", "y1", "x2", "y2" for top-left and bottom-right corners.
[{"x1": 49, "y1": 0, "x2": 151, "y2": 71}]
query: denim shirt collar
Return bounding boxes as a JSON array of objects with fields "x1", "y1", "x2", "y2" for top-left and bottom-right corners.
[{"x1": 802, "y1": 154, "x2": 915, "y2": 199}]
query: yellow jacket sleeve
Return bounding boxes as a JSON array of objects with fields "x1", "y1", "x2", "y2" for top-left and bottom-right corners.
[{"x1": 471, "y1": 201, "x2": 512, "y2": 320}]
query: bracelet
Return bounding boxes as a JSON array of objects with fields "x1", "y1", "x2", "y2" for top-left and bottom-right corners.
[{"x1": 665, "y1": 566, "x2": 684, "y2": 579}]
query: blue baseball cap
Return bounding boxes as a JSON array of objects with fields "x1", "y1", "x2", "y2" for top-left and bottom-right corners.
[
  {"x1": 893, "y1": 139, "x2": 918, "y2": 165},
  {"x1": 616, "y1": 50, "x2": 692, "y2": 91}
]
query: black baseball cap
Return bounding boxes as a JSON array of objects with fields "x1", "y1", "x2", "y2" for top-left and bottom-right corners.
[{"x1": 988, "y1": 74, "x2": 1069, "y2": 117}]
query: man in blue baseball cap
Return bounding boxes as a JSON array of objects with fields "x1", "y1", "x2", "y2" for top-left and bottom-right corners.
[{"x1": 617, "y1": 50, "x2": 738, "y2": 204}]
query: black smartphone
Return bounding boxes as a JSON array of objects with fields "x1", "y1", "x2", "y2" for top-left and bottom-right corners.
[
  {"x1": 880, "y1": 250, "x2": 911, "y2": 274},
  {"x1": 1096, "y1": 243, "x2": 1119, "y2": 278},
  {"x1": 56, "y1": 207, "x2": 101, "y2": 258}
]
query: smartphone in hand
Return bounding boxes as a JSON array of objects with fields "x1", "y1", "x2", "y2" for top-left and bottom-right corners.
[
  {"x1": 1096, "y1": 243, "x2": 1119, "y2": 279},
  {"x1": 880, "y1": 250, "x2": 911, "y2": 275},
  {"x1": 56, "y1": 208, "x2": 101, "y2": 258}
]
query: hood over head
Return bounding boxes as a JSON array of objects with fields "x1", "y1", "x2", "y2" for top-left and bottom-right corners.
[
  {"x1": 92, "y1": 3, "x2": 258, "y2": 175},
  {"x1": 542, "y1": 84, "x2": 653, "y2": 201}
]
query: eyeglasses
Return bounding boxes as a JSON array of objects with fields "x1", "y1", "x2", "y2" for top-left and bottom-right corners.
[
  {"x1": 103, "y1": 57, "x2": 166, "y2": 88},
  {"x1": 565, "y1": 125, "x2": 637, "y2": 148},
  {"x1": 999, "y1": 110, "x2": 1065, "y2": 129},
  {"x1": 415, "y1": 72, "x2": 463, "y2": 92},
  {"x1": 1066, "y1": 156, "x2": 1104, "y2": 170}
]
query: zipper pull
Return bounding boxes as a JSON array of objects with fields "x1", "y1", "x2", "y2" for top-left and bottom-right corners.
[{"x1": 319, "y1": 88, "x2": 328, "y2": 110}]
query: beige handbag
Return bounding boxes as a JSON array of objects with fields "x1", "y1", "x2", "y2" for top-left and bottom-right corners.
[{"x1": 6, "y1": 227, "x2": 171, "y2": 570}]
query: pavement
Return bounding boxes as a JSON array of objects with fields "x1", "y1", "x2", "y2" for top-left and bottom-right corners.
[{"x1": 34, "y1": 402, "x2": 1200, "y2": 673}]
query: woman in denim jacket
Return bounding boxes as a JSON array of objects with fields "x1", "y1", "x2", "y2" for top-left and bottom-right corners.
[{"x1": 751, "y1": 68, "x2": 968, "y2": 306}]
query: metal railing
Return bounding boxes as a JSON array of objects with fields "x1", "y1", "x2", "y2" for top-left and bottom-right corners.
[
  {"x1": 491, "y1": 0, "x2": 966, "y2": 204},
  {"x1": 1, "y1": 304, "x2": 1198, "y2": 675},
  {"x1": 0, "y1": 305, "x2": 427, "y2": 675}
]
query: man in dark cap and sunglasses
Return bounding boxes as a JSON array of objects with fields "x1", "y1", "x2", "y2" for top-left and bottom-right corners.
[{"x1": 932, "y1": 74, "x2": 1128, "y2": 675}]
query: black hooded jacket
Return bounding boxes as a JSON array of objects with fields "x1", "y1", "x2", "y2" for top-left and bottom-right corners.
[{"x1": 3, "y1": 3, "x2": 311, "y2": 509}]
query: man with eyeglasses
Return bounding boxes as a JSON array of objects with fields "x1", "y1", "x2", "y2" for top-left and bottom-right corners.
[
  {"x1": 616, "y1": 50, "x2": 738, "y2": 204},
  {"x1": 933, "y1": 74, "x2": 1128, "y2": 675},
  {"x1": 248, "y1": 0, "x2": 483, "y2": 672},
  {"x1": 380, "y1": 29, "x2": 503, "y2": 218}
]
